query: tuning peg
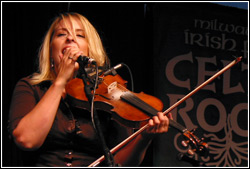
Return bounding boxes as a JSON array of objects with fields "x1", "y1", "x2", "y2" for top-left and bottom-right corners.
[
  {"x1": 181, "y1": 140, "x2": 189, "y2": 147},
  {"x1": 190, "y1": 127, "x2": 198, "y2": 133},
  {"x1": 187, "y1": 149, "x2": 195, "y2": 156}
]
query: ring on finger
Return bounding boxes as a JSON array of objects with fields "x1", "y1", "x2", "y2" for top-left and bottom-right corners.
[{"x1": 68, "y1": 56, "x2": 76, "y2": 62}]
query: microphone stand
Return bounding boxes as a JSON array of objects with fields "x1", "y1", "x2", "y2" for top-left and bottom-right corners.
[{"x1": 78, "y1": 65, "x2": 116, "y2": 167}]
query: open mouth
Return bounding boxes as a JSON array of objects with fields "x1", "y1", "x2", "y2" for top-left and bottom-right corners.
[
  {"x1": 62, "y1": 46, "x2": 77, "y2": 55},
  {"x1": 62, "y1": 48, "x2": 66, "y2": 54}
]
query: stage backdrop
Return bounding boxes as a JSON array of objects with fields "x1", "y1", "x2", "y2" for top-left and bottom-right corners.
[
  {"x1": 2, "y1": 2, "x2": 248, "y2": 167},
  {"x1": 150, "y1": 3, "x2": 248, "y2": 167}
]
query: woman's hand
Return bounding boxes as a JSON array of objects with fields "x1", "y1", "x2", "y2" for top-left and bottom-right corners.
[
  {"x1": 55, "y1": 48, "x2": 81, "y2": 86},
  {"x1": 115, "y1": 112, "x2": 173, "y2": 166},
  {"x1": 143, "y1": 112, "x2": 173, "y2": 136}
]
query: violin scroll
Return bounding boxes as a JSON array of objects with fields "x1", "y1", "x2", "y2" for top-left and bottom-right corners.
[{"x1": 182, "y1": 128, "x2": 208, "y2": 157}]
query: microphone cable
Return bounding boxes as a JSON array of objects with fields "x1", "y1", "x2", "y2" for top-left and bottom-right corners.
[
  {"x1": 121, "y1": 63, "x2": 134, "y2": 92},
  {"x1": 90, "y1": 63, "x2": 116, "y2": 166}
]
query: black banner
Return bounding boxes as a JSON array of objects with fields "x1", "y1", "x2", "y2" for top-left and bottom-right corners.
[{"x1": 151, "y1": 3, "x2": 248, "y2": 167}]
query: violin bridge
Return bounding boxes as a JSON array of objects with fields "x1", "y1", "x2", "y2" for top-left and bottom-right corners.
[{"x1": 108, "y1": 81, "x2": 118, "y2": 93}]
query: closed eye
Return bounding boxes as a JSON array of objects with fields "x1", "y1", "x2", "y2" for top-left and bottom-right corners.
[
  {"x1": 57, "y1": 33, "x2": 66, "y2": 37},
  {"x1": 77, "y1": 34, "x2": 85, "y2": 38}
]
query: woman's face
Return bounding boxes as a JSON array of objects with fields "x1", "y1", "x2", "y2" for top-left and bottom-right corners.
[{"x1": 50, "y1": 17, "x2": 89, "y2": 74}]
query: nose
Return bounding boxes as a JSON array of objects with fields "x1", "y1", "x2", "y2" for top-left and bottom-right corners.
[{"x1": 66, "y1": 34, "x2": 75, "y2": 42}]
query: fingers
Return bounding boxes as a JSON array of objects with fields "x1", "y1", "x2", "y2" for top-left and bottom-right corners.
[
  {"x1": 147, "y1": 112, "x2": 169, "y2": 134},
  {"x1": 56, "y1": 48, "x2": 82, "y2": 83},
  {"x1": 63, "y1": 47, "x2": 83, "y2": 63},
  {"x1": 60, "y1": 48, "x2": 84, "y2": 74},
  {"x1": 167, "y1": 112, "x2": 173, "y2": 120}
]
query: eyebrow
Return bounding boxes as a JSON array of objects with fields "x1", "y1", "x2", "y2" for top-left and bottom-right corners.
[
  {"x1": 55, "y1": 28, "x2": 84, "y2": 32},
  {"x1": 75, "y1": 29, "x2": 84, "y2": 32}
]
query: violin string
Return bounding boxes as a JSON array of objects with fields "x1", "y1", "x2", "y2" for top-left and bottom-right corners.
[
  {"x1": 118, "y1": 82, "x2": 193, "y2": 133},
  {"x1": 120, "y1": 91, "x2": 158, "y2": 116},
  {"x1": 117, "y1": 85, "x2": 129, "y2": 92},
  {"x1": 102, "y1": 80, "x2": 157, "y2": 116},
  {"x1": 116, "y1": 83, "x2": 159, "y2": 115},
  {"x1": 121, "y1": 91, "x2": 190, "y2": 132},
  {"x1": 115, "y1": 83, "x2": 127, "y2": 91}
]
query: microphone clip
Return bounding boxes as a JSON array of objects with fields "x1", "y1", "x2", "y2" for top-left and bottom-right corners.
[{"x1": 103, "y1": 63, "x2": 124, "y2": 76}]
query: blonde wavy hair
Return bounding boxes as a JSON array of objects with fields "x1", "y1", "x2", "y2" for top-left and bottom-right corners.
[{"x1": 30, "y1": 12, "x2": 109, "y2": 85}]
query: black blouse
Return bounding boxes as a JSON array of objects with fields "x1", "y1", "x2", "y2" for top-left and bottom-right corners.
[{"x1": 8, "y1": 76, "x2": 132, "y2": 167}]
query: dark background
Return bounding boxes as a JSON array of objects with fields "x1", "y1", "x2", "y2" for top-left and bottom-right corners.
[{"x1": 2, "y1": 2, "x2": 248, "y2": 167}]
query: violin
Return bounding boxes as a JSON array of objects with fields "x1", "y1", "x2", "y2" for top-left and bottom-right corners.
[
  {"x1": 66, "y1": 74, "x2": 164, "y2": 129},
  {"x1": 66, "y1": 74, "x2": 207, "y2": 166},
  {"x1": 65, "y1": 56, "x2": 241, "y2": 167}
]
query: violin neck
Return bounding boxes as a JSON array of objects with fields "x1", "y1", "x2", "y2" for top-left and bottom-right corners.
[
  {"x1": 120, "y1": 91, "x2": 188, "y2": 133},
  {"x1": 169, "y1": 119, "x2": 187, "y2": 133}
]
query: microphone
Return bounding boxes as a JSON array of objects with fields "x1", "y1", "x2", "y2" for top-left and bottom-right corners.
[
  {"x1": 103, "y1": 63, "x2": 124, "y2": 76},
  {"x1": 77, "y1": 55, "x2": 97, "y2": 66}
]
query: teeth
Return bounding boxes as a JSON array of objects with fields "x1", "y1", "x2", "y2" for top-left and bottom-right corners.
[{"x1": 62, "y1": 49, "x2": 66, "y2": 54}]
